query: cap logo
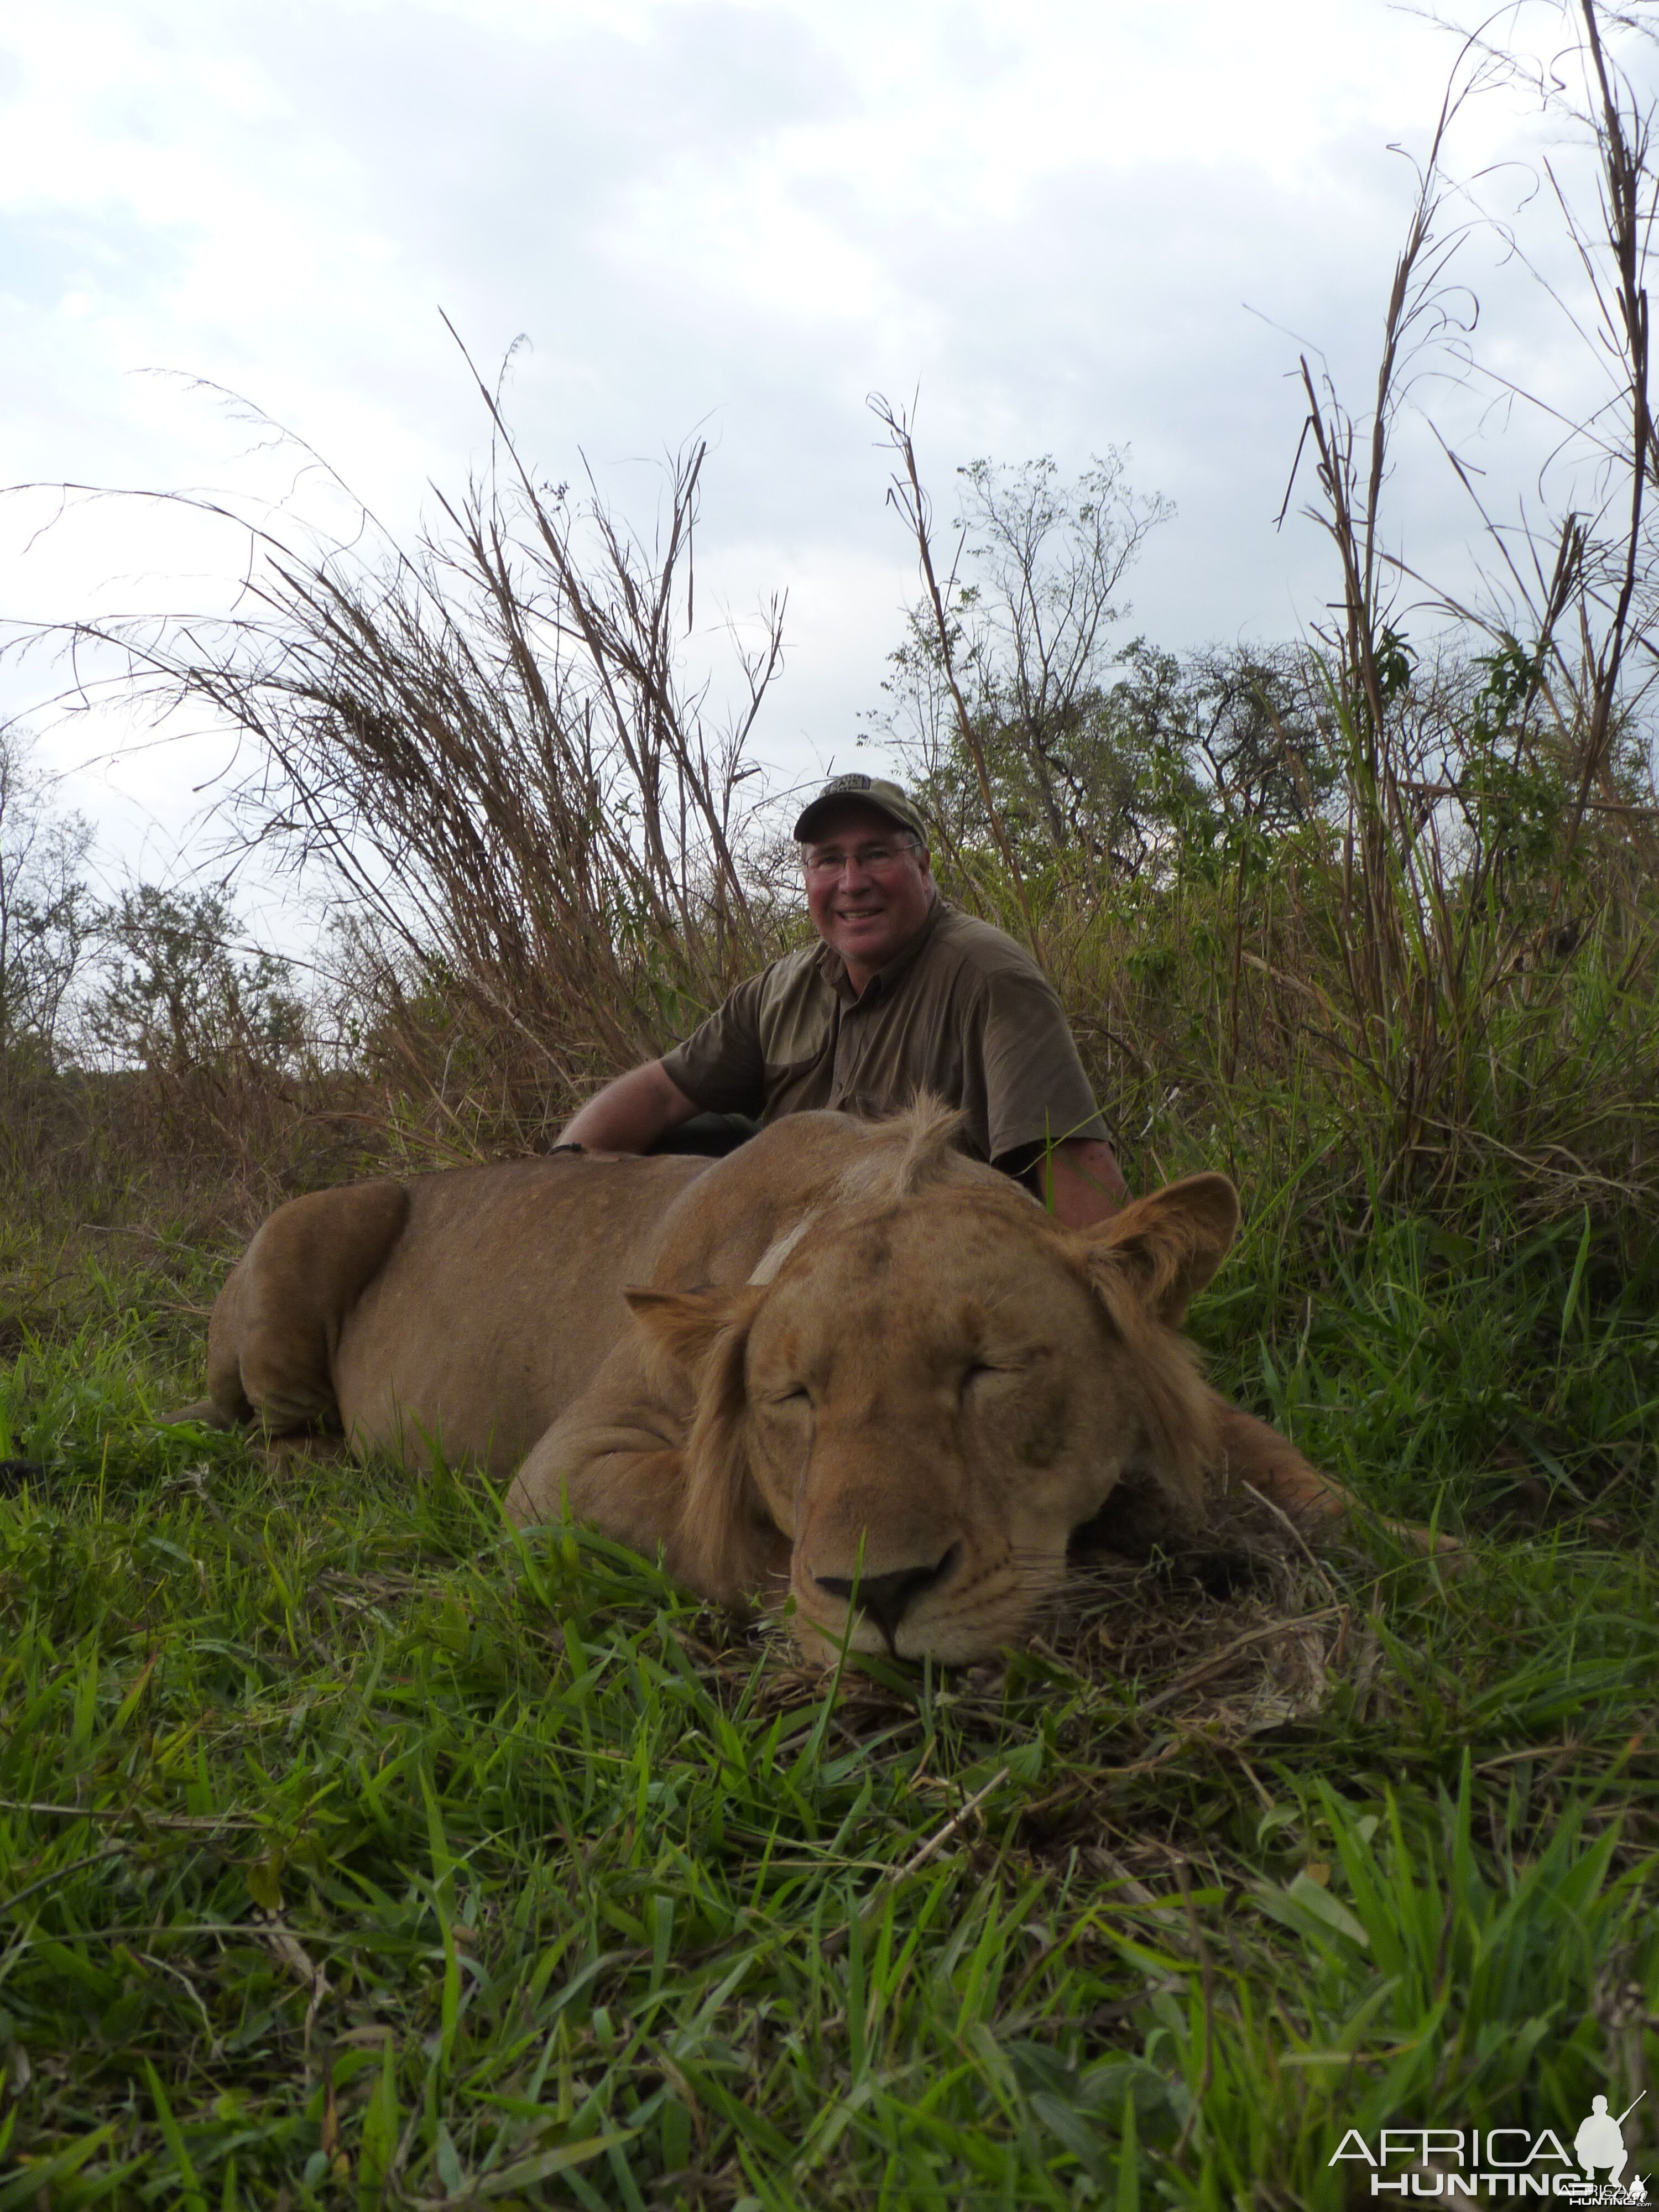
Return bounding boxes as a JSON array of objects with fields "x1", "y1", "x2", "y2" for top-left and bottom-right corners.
[{"x1": 822, "y1": 773, "x2": 873, "y2": 795}]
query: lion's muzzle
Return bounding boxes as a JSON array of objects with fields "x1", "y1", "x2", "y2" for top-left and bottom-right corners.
[{"x1": 812, "y1": 1540, "x2": 964, "y2": 1649}]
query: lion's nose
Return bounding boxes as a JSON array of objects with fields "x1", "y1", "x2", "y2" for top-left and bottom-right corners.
[{"x1": 815, "y1": 1544, "x2": 962, "y2": 1641}]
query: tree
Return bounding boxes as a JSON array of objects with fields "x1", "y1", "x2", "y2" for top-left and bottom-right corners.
[
  {"x1": 0, "y1": 724, "x2": 98, "y2": 1064},
  {"x1": 868, "y1": 442, "x2": 1339, "y2": 892},
  {"x1": 872, "y1": 451, "x2": 1173, "y2": 888},
  {"x1": 86, "y1": 885, "x2": 306, "y2": 1077}
]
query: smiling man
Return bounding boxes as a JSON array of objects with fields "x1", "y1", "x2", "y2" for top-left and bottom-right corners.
[{"x1": 560, "y1": 773, "x2": 1125, "y2": 1223}]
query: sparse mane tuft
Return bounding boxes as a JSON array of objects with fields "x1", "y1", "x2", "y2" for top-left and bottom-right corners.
[
  {"x1": 833, "y1": 1096, "x2": 973, "y2": 1208},
  {"x1": 890, "y1": 1094, "x2": 968, "y2": 1195}
]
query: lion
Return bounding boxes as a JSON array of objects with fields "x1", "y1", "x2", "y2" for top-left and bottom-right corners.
[{"x1": 169, "y1": 1104, "x2": 1352, "y2": 1663}]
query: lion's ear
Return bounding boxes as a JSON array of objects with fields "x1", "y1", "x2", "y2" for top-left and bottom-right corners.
[
  {"x1": 624, "y1": 1284, "x2": 763, "y2": 1378},
  {"x1": 1070, "y1": 1174, "x2": 1240, "y2": 1329}
]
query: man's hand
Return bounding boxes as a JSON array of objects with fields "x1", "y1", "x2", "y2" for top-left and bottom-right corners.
[
  {"x1": 1036, "y1": 1138, "x2": 1129, "y2": 1228},
  {"x1": 560, "y1": 1061, "x2": 701, "y2": 1153}
]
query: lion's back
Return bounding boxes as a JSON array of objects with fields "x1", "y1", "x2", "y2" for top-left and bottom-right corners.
[{"x1": 335, "y1": 1151, "x2": 713, "y2": 1472}]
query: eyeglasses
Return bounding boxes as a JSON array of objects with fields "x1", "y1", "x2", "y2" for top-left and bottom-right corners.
[{"x1": 801, "y1": 841, "x2": 920, "y2": 880}]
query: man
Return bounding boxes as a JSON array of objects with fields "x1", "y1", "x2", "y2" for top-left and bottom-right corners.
[{"x1": 561, "y1": 773, "x2": 1126, "y2": 1225}]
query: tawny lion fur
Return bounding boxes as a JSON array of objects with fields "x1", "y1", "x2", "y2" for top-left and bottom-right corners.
[{"x1": 170, "y1": 1105, "x2": 1352, "y2": 1662}]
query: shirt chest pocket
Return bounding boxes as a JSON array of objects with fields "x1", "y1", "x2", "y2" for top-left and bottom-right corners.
[{"x1": 757, "y1": 995, "x2": 837, "y2": 1089}]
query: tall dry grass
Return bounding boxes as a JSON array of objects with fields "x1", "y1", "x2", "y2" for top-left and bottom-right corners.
[{"x1": 16, "y1": 341, "x2": 795, "y2": 1160}]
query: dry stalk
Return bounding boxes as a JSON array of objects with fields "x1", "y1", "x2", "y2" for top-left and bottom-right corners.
[{"x1": 868, "y1": 393, "x2": 1041, "y2": 951}]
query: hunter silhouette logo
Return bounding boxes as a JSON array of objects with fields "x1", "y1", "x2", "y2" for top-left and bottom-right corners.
[
  {"x1": 1329, "y1": 2091, "x2": 1648, "y2": 2199},
  {"x1": 1576, "y1": 2096, "x2": 1647, "y2": 2200}
]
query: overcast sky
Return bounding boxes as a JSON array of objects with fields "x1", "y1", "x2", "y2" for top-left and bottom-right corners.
[{"x1": 1, "y1": 0, "x2": 1646, "y2": 930}]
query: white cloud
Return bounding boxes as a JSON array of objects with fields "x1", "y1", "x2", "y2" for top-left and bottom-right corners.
[{"x1": 0, "y1": 0, "x2": 1648, "y2": 941}]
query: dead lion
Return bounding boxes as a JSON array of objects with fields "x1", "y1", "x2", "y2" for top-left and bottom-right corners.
[{"x1": 169, "y1": 1104, "x2": 1353, "y2": 1662}]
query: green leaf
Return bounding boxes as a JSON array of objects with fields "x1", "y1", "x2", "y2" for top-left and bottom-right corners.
[
  {"x1": 1255, "y1": 1872, "x2": 1371, "y2": 1950},
  {"x1": 143, "y1": 2062, "x2": 208, "y2": 2212},
  {"x1": 474, "y1": 2129, "x2": 640, "y2": 2195}
]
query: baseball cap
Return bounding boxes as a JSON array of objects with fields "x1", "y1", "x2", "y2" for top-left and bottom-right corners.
[{"x1": 792, "y1": 773, "x2": 930, "y2": 846}]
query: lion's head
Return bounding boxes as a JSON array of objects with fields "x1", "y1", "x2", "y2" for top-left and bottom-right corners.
[{"x1": 626, "y1": 1116, "x2": 1240, "y2": 1664}]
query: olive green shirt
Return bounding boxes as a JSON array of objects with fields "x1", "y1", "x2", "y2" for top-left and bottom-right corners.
[{"x1": 661, "y1": 899, "x2": 1107, "y2": 1165}]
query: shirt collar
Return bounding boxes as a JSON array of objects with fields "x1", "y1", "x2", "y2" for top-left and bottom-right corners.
[{"x1": 816, "y1": 894, "x2": 948, "y2": 1005}]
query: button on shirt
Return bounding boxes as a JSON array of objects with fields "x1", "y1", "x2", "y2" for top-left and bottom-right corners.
[{"x1": 660, "y1": 898, "x2": 1107, "y2": 1166}]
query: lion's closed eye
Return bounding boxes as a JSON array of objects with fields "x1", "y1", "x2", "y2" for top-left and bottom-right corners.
[{"x1": 961, "y1": 1352, "x2": 1037, "y2": 1395}]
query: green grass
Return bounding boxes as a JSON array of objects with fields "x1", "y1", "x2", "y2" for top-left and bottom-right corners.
[{"x1": 1, "y1": 1207, "x2": 1657, "y2": 2208}]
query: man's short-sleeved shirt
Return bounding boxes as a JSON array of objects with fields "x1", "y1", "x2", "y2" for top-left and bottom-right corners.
[{"x1": 660, "y1": 898, "x2": 1107, "y2": 1166}]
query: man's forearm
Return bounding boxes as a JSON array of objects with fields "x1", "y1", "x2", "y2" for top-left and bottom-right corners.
[
  {"x1": 1039, "y1": 1138, "x2": 1128, "y2": 1228},
  {"x1": 560, "y1": 1061, "x2": 700, "y2": 1152}
]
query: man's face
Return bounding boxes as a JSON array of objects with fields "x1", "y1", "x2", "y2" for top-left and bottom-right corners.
[{"x1": 801, "y1": 802, "x2": 935, "y2": 979}]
